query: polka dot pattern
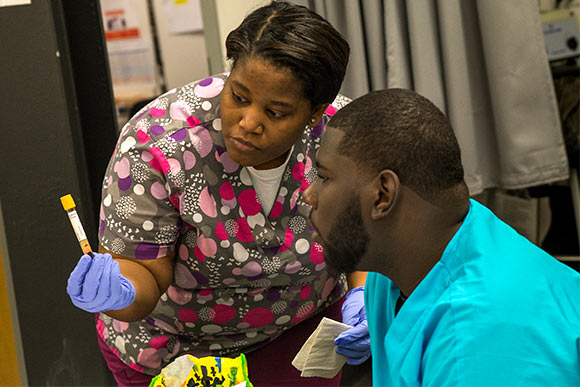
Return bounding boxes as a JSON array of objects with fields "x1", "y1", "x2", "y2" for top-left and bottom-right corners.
[{"x1": 97, "y1": 74, "x2": 349, "y2": 375}]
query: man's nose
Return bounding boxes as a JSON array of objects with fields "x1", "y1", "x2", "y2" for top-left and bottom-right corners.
[{"x1": 303, "y1": 182, "x2": 317, "y2": 209}]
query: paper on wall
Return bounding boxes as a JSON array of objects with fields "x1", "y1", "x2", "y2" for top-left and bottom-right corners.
[
  {"x1": 0, "y1": 0, "x2": 30, "y2": 7},
  {"x1": 162, "y1": 0, "x2": 203, "y2": 34},
  {"x1": 100, "y1": 0, "x2": 158, "y2": 101}
]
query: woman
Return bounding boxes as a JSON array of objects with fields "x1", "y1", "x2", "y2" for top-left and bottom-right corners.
[{"x1": 66, "y1": 1, "x2": 367, "y2": 385}]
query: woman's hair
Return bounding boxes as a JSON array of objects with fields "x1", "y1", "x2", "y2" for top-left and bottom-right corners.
[
  {"x1": 225, "y1": 1, "x2": 349, "y2": 109},
  {"x1": 331, "y1": 88, "x2": 467, "y2": 202}
]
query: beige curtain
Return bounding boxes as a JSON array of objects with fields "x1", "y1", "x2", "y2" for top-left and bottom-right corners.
[{"x1": 305, "y1": 0, "x2": 569, "y2": 195}]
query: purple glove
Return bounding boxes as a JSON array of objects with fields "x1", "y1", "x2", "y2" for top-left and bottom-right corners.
[
  {"x1": 334, "y1": 286, "x2": 370, "y2": 365},
  {"x1": 67, "y1": 253, "x2": 135, "y2": 313}
]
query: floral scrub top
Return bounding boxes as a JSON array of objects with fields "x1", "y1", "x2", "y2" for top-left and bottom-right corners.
[{"x1": 97, "y1": 73, "x2": 350, "y2": 375}]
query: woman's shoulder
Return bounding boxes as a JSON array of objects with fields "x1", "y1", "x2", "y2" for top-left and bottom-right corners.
[
  {"x1": 152, "y1": 73, "x2": 229, "y2": 125},
  {"x1": 122, "y1": 73, "x2": 229, "y2": 131},
  {"x1": 332, "y1": 93, "x2": 352, "y2": 111},
  {"x1": 115, "y1": 74, "x2": 231, "y2": 153},
  {"x1": 307, "y1": 93, "x2": 352, "y2": 143},
  {"x1": 324, "y1": 93, "x2": 351, "y2": 119}
]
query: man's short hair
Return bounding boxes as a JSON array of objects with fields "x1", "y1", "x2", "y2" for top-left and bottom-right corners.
[{"x1": 330, "y1": 88, "x2": 465, "y2": 201}]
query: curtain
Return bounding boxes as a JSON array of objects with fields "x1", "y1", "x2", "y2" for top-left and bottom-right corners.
[{"x1": 307, "y1": 0, "x2": 570, "y2": 195}]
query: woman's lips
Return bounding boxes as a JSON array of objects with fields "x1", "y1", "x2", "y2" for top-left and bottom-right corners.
[{"x1": 231, "y1": 137, "x2": 258, "y2": 152}]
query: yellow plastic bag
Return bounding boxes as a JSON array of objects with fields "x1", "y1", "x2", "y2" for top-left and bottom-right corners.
[{"x1": 149, "y1": 353, "x2": 252, "y2": 387}]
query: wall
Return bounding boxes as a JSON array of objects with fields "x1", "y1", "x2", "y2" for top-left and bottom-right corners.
[
  {"x1": 151, "y1": 0, "x2": 209, "y2": 90},
  {"x1": 214, "y1": 0, "x2": 268, "y2": 70},
  {"x1": 103, "y1": 0, "x2": 159, "y2": 107},
  {"x1": 102, "y1": 0, "x2": 209, "y2": 124}
]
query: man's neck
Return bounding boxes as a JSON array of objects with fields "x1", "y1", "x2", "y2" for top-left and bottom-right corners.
[{"x1": 379, "y1": 189, "x2": 468, "y2": 298}]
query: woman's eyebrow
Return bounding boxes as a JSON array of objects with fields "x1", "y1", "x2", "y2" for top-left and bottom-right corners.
[
  {"x1": 231, "y1": 80, "x2": 250, "y2": 93},
  {"x1": 269, "y1": 100, "x2": 294, "y2": 109},
  {"x1": 231, "y1": 80, "x2": 294, "y2": 109}
]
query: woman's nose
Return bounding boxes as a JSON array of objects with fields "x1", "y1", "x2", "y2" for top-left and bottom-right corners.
[{"x1": 239, "y1": 109, "x2": 264, "y2": 134}]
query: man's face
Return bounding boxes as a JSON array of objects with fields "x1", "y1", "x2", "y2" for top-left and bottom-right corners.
[
  {"x1": 303, "y1": 127, "x2": 370, "y2": 273},
  {"x1": 322, "y1": 195, "x2": 370, "y2": 273}
]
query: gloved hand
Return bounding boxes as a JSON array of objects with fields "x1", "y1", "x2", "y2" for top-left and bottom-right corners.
[
  {"x1": 67, "y1": 253, "x2": 135, "y2": 313},
  {"x1": 334, "y1": 286, "x2": 371, "y2": 365}
]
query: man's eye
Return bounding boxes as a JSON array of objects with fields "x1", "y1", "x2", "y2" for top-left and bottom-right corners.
[{"x1": 317, "y1": 174, "x2": 329, "y2": 183}]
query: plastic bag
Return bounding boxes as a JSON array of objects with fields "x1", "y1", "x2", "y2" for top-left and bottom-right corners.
[{"x1": 149, "y1": 353, "x2": 252, "y2": 387}]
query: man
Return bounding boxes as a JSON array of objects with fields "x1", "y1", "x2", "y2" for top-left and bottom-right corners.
[{"x1": 303, "y1": 88, "x2": 580, "y2": 386}]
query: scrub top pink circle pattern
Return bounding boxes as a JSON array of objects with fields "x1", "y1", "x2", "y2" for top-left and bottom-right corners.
[{"x1": 97, "y1": 73, "x2": 351, "y2": 375}]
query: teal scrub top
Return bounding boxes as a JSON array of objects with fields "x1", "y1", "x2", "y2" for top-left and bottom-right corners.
[{"x1": 365, "y1": 200, "x2": 580, "y2": 386}]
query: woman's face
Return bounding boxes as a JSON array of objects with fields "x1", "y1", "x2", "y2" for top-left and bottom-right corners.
[{"x1": 220, "y1": 56, "x2": 325, "y2": 170}]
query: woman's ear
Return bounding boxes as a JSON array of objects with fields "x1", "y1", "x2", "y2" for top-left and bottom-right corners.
[
  {"x1": 310, "y1": 104, "x2": 328, "y2": 127},
  {"x1": 370, "y1": 169, "x2": 400, "y2": 220}
]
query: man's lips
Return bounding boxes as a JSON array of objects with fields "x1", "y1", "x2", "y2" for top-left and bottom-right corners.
[
  {"x1": 308, "y1": 217, "x2": 326, "y2": 245},
  {"x1": 231, "y1": 137, "x2": 259, "y2": 151}
]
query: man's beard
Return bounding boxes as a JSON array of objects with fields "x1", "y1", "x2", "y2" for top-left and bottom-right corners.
[{"x1": 322, "y1": 195, "x2": 370, "y2": 274}]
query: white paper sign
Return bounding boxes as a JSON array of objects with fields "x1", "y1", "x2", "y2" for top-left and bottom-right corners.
[
  {"x1": 0, "y1": 0, "x2": 31, "y2": 7},
  {"x1": 100, "y1": 0, "x2": 158, "y2": 97},
  {"x1": 162, "y1": 0, "x2": 203, "y2": 34}
]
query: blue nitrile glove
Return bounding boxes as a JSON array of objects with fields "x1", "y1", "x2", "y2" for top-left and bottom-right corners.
[
  {"x1": 334, "y1": 286, "x2": 371, "y2": 365},
  {"x1": 67, "y1": 253, "x2": 135, "y2": 313}
]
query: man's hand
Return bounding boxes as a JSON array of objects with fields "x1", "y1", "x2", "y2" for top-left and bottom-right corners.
[
  {"x1": 335, "y1": 286, "x2": 371, "y2": 365},
  {"x1": 67, "y1": 253, "x2": 136, "y2": 313}
]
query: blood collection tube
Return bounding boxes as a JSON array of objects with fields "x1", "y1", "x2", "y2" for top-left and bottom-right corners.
[{"x1": 60, "y1": 194, "x2": 93, "y2": 257}]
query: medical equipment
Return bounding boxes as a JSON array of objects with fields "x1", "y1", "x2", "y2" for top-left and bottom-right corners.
[
  {"x1": 60, "y1": 194, "x2": 93, "y2": 256},
  {"x1": 542, "y1": 8, "x2": 580, "y2": 61}
]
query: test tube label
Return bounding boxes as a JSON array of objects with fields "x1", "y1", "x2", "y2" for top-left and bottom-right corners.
[{"x1": 68, "y1": 210, "x2": 87, "y2": 241}]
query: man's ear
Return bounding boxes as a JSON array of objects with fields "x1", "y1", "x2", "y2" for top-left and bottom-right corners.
[
  {"x1": 310, "y1": 104, "x2": 328, "y2": 127},
  {"x1": 370, "y1": 169, "x2": 400, "y2": 220}
]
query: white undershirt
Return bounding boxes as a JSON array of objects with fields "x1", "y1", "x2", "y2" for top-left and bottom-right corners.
[{"x1": 247, "y1": 147, "x2": 294, "y2": 216}]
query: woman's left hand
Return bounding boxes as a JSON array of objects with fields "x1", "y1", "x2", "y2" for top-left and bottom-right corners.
[{"x1": 334, "y1": 286, "x2": 371, "y2": 365}]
